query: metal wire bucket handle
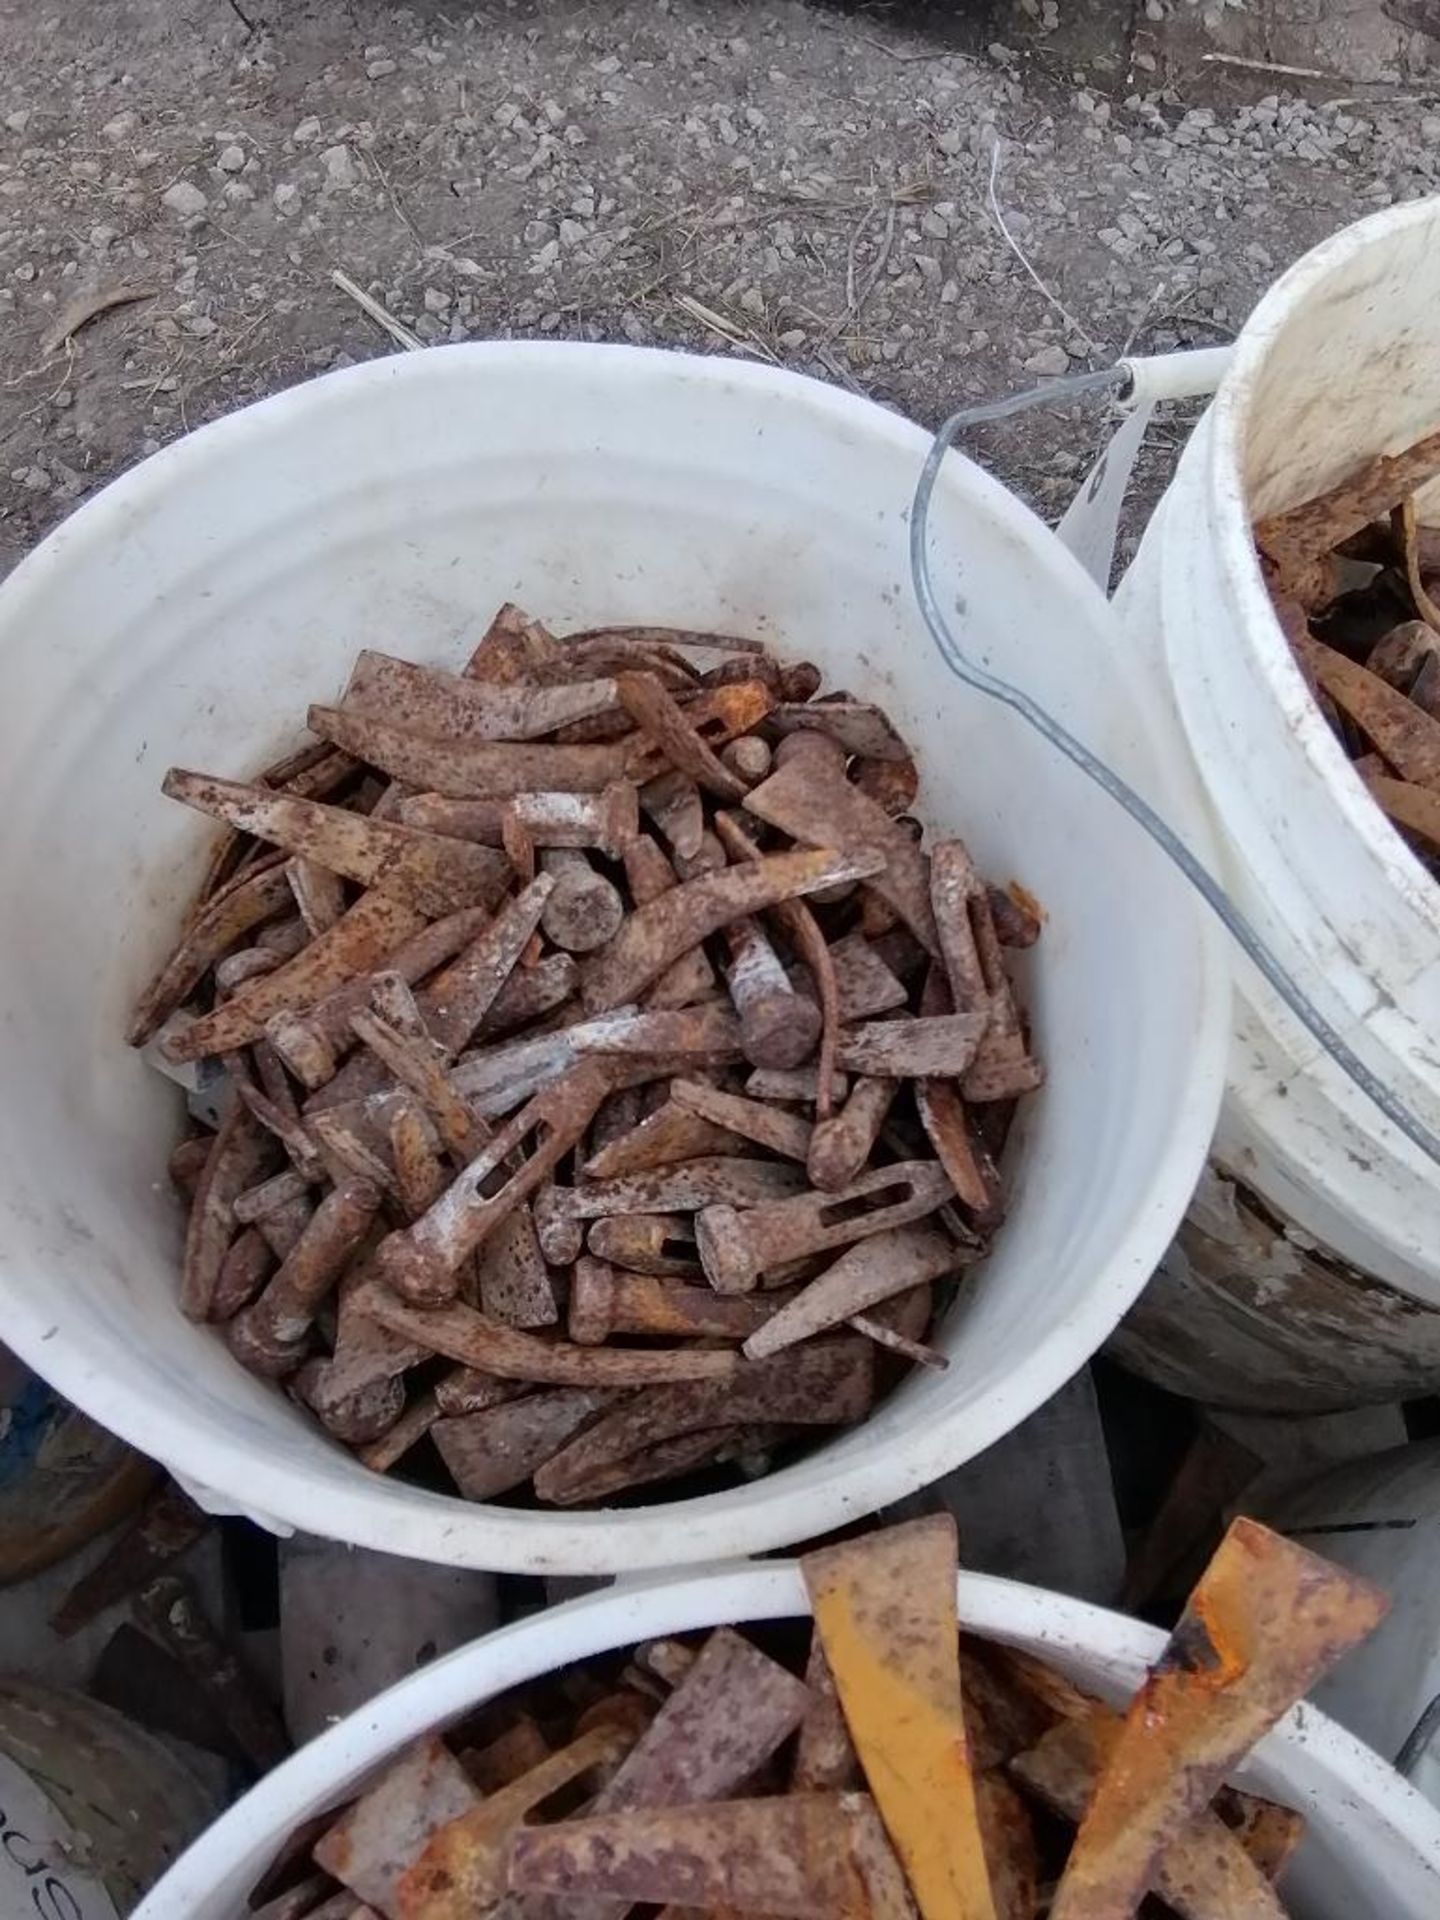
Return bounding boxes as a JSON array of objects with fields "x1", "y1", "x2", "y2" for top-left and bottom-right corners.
[{"x1": 910, "y1": 351, "x2": 1440, "y2": 1172}]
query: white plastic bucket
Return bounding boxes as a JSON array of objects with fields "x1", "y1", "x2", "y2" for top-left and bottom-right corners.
[
  {"x1": 1270, "y1": 1437, "x2": 1440, "y2": 1809},
  {"x1": 0, "y1": 343, "x2": 1225, "y2": 1572},
  {"x1": 133, "y1": 1559, "x2": 1440, "y2": 1920},
  {"x1": 1116, "y1": 197, "x2": 1440, "y2": 1406}
]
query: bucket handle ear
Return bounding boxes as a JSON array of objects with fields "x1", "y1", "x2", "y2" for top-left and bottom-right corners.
[{"x1": 1055, "y1": 348, "x2": 1233, "y2": 590}]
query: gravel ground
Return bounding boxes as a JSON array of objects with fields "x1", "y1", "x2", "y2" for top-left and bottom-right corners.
[{"x1": 2, "y1": 0, "x2": 1439, "y2": 580}]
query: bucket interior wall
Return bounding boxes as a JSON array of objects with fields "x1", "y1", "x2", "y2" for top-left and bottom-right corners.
[{"x1": 0, "y1": 345, "x2": 1223, "y2": 1569}]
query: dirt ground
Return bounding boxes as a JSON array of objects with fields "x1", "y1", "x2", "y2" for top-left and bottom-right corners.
[{"x1": 3, "y1": 0, "x2": 1440, "y2": 581}]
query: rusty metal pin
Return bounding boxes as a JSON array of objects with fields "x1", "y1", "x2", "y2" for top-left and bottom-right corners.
[
  {"x1": 506, "y1": 1793, "x2": 886, "y2": 1916},
  {"x1": 168, "y1": 1133, "x2": 215, "y2": 1201},
  {"x1": 806, "y1": 1074, "x2": 899, "y2": 1191},
  {"x1": 475, "y1": 950, "x2": 578, "y2": 1038},
  {"x1": 228, "y1": 1174, "x2": 382, "y2": 1374},
  {"x1": 182, "y1": 1103, "x2": 276, "y2": 1321},
  {"x1": 308, "y1": 702, "x2": 633, "y2": 798},
  {"x1": 128, "y1": 860, "x2": 295, "y2": 1048},
  {"x1": 568, "y1": 1259, "x2": 788, "y2": 1344},
  {"x1": 312, "y1": 1736, "x2": 479, "y2": 1912},
  {"x1": 356, "y1": 1281, "x2": 739, "y2": 1388},
  {"x1": 209, "y1": 1226, "x2": 275, "y2": 1321},
  {"x1": 540, "y1": 846, "x2": 627, "y2": 952},
  {"x1": 265, "y1": 905, "x2": 494, "y2": 1087},
  {"x1": 769, "y1": 698, "x2": 910, "y2": 762},
  {"x1": 214, "y1": 946, "x2": 284, "y2": 996},
  {"x1": 833, "y1": 1013, "x2": 987, "y2": 1080},
  {"x1": 616, "y1": 670, "x2": 748, "y2": 801},
  {"x1": 397, "y1": 1718, "x2": 647, "y2": 1919},
  {"x1": 744, "y1": 1064, "x2": 849, "y2": 1105},
  {"x1": 369, "y1": 970, "x2": 428, "y2": 1039},
  {"x1": 372, "y1": 1060, "x2": 613, "y2": 1303},
  {"x1": 358, "y1": 1390, "x2": 443, "y2": 1472},
  {"x1": 639, "y1": 768, "x2": 707, "y2": 862},
  {"x1": 712, "y1": 807, "x2": 844, "y2": 1121},
  {"x1": 419, "y1": 874, "x2": 557, "y2": 1058},
  {"x1": 432, "y1": 1367, "x2": 527, "y2": 1416},
  {"x1": 1012, "y1": 1707, "x2": 1289, "y2": 1920},
  {"x1": 390, "y1": 1099, "x2": 451, "y2": 1220},
  {"x1": 720, "y1": 734, "x2": 773, "y2": 783},
  {"x1": 803, "y1": 1515, "x2": 998, "y2": 1920},
  {"x1": 350, "y1": 1008, "x2": 488, "y2": 1163},
  {"x1": 722, "y1": 911, "x2": 823, "y2": 1070}
]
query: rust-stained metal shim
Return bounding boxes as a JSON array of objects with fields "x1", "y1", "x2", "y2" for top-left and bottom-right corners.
[
  {"x1": 420, "y1": 874, "x2": 556, "y2": 1057},
  {"x1": 582, "y1": 847, "x2": 885, "y2": 1014},
  {"x1": 1011, "y1": 1707, "x2": 1287, "y2": 1920},
  {"x1": 397, "y1": 1719, "x2": 643, "y2": 1918},
  {"x1": 744, "y1": 753, "x2": 940, "y2": 954},
  {"x1": 1048, "y1": 1517, "x2": 1387, "y2": 1920},
  {"x1": 669, "y1": 1077, "x2": 813, "y2": 1162},
  {"x1": 507, "y1": 1792, "x2": 880, "y2": 1918},
  {"x1": 162, "y1": 770, "x2": 511, "y2": 917},
  {"x1": 167, "y1": 892, "x2": 428, "y2": 1061},
  {"x1": 744, "y1": 1225, "x2": 959, "y2": 1360},
  {"x1": 583, "y1": 1092, "x2": 750, "y2": 1178},
  {"x1": 534, "y1": 1339, "x2": 873, "y2": 1504},
  {"x1": 476, "y1": 1202, "x2": 558, "y2": 1329},
  {"x1": 433, "y1": 1388, "x2": 613, "y2": 1499},
  {"x1": 51, "y1": 1481, "x2": 209, "y2": 1637},
  {"x1": 1296, "y1": 632, "x2": 1440, "y2": 791},
  {"x1": 803, "y1": 1513, "x2": 998, "y2": 1920},
  {"x1": 312, "y1": 1736, "x2": 480, "y2": 1910},
  {"x1": 588, "y1": 1624, "x2": 810, "y2": 1814},
  {"x1": 793, "y1": 1638, "x2": 861, "y2": 1792},
  {"x1": 128, "y1": 860, "x2": 295, "y2": 1047},
  {"x1": 833, "y1": 1015, "x2": 987, "y2": 1080},
  {"x1": 307, "y1": 703, "x2": 630, "y2": 799},
  {"x1": 1254, "y1": 424, "x2": 1440, "y2": 575},
  {"x1": 342, "y1": 648, "x2": 623, "y2": 740}
]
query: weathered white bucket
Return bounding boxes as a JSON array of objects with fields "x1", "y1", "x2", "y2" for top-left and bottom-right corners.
[
  {"x1": 0, "y1": 343, "x2": 1225, "y2": 1572},
  {"x1": 132, "y1": 1560, "x2": 1440, "y2": 1920},
  {"x1": 1115, "y1": 196, "x2": 1440, "y2": 1409},
  {"x1": 1270, "y1": 1437, "x2": 1440, "y2": 1809}
]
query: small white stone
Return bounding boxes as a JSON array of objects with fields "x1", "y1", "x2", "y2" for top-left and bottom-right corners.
[
  {"x1": 366, "y1": 58, "x2": 397, "y2": 77},
  {"x1": 292, "y1": 115, "x2": 322, "y2": 144},
  {"x1": 920, "y1": 209, "x2": 949, "y2": 239},
  {"x1": 89, "y1": 223, "x2": 117, "y2": 250},
  {"x1": 216, "y1": 143, "x2": 245, "y2": 173},
  {"x1": 4, "y1": 109, "x2": 30, "y2": 134},
  {"x1": 1023, "y1": 344, "x2": 1070, "y2": 377},
  {"x1": 161, "y1": 179, "x2": 207, "y2": 217},
  {"x1": 321, "y1": 145, "x2": 357, "y2": 188},
  {"x1": 422, "y1": 284, "x2": 450, "y2": 313},
  {"x1": 272, "y1": 182, "x2": 300, "y2": 214},
  {"x1": 102, "y1": 110, "x2": 138, "y2": 141}
]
